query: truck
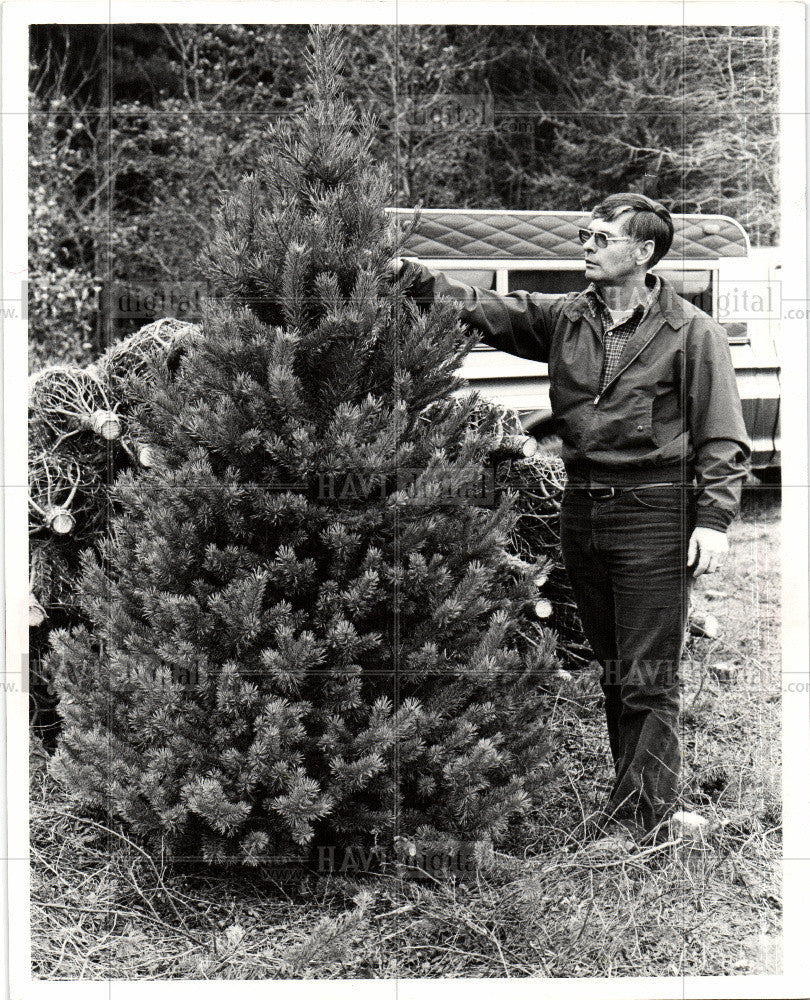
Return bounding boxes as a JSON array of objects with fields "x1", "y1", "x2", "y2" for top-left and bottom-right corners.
[{"x1": 389, "y1": 208, "x2": 781, "y2": 472}]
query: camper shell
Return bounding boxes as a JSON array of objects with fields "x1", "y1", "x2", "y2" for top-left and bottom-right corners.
[{"x1": 389, "y1": 208, "x2": 780, "y2": 470}]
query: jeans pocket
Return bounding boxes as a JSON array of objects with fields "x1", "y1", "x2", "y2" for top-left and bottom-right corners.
[{"x1": 628, "y1": 486, "x2": 683, "y2": 511}]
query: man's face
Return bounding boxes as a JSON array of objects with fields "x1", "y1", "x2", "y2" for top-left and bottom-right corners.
[{"x1": 581, "y1": 211, "x2": 643, "y2": 287}]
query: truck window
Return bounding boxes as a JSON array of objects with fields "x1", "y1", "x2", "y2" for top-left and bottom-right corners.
[
  {"x1": 442, "y1": 269, "x2": 496, "y2": 290},
  {"x1": 508, "y1": 271, "x2": 586, "y2": 295}
]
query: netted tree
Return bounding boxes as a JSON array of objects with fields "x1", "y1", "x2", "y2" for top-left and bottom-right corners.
[{"x1": 47, "y1": 27, "x2": 560, "y2": 867}]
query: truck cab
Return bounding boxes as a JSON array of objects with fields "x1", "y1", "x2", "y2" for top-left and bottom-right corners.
[{"x1": 389, "y1": 208, "x2": 781, "y2": 470}]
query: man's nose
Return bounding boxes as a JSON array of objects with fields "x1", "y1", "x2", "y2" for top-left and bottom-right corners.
[{"x1": 582, "y1": 232, "x2": 598, "y2": 249}]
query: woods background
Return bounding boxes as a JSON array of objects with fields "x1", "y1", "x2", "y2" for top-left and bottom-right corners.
[{"x1": 28, "y1": 24, "x2": 779, "y2": 371}]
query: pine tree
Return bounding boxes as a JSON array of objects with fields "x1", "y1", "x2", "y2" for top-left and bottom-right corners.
[{"x1": 48, "y1": 27, "x2": 558, "y2": 866}]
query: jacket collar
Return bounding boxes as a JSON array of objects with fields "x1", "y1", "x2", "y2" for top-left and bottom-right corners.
[
  {"x1": 563, "y1": 273, "x2": 690, "y2": 330},
  {"x1": 584, "y1": 273, "x2": 658, "y2": 321}
]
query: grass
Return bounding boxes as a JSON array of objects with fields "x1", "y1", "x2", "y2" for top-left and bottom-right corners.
[{"x1": 29, "y1": 484, "x2": 782, "y2": 979}]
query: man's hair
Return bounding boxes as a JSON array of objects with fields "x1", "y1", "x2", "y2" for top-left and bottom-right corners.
[{"x1": 591, "y1": 193, "x2": 674, "y2": 268}]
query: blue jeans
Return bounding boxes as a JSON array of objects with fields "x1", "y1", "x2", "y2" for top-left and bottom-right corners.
[{"x1": 560, "y1": 484, "x2": 696, "y2": 831}]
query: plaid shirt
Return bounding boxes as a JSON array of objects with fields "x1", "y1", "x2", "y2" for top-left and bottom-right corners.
[{"x1": 585, "y1": 276, "x2": 660, "y2": 393}]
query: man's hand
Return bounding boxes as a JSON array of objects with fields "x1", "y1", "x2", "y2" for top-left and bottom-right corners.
[
  {"x1": 386, "y1": 256, "x2": 419, "y2": 277},
  {"x1": 359, "y1": 252, "x2": 408, "y2": 276},
  {"x1": 687, "y1": 527, "x2": 729, "y2": 578}
]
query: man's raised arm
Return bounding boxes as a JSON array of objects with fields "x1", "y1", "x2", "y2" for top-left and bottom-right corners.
[{"x1": 393, "y1": 259, "x2": 559, "y2": 364}]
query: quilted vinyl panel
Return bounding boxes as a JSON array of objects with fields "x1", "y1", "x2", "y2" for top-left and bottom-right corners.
[{"x1": 387, "y1": 209, "x2": 748, "y2": 260}]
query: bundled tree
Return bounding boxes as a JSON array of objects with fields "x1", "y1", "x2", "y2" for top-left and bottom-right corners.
[
  {"x1": 47, "y1": 28, "x2": 559, "y2": 867},
  {"x1": 28, "y1": 319, "x2": 195, "y2": 744}
]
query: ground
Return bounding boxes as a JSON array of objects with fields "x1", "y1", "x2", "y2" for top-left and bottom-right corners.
[{"x1": 28, "y1": 485, "x2": 782, "y2": 979}]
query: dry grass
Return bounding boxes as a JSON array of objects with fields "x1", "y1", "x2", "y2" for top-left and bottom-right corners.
[{"x1": 29, "y1": 485, "x2": 782, "y2": 979}]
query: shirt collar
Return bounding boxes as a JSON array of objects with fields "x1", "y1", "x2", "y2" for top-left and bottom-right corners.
[{"x1": 585, "y1": 273, "x2": 660, "y2": 320}]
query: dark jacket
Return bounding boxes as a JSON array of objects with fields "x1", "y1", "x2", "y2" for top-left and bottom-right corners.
[{"x1": 401, "y1": 261, "x2": 751, "y2": 532}]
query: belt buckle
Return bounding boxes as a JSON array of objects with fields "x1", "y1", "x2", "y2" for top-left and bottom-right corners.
[{"x1": 587, "y1": 485, "x2": 616, "y2": 501}]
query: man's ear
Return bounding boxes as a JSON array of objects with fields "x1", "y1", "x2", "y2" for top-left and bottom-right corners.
[{"x1": 636, "y1": 239, "x2": 655, "y2": 267}]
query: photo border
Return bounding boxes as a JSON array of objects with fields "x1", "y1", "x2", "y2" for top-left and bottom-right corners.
[{"x1": 3, "y1": 3, "x2": 807, "y2": 998}]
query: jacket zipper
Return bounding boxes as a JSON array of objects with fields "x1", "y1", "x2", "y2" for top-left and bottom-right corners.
[{"x1": 592, "y1": 325, "x2": 663, "y2": 405}]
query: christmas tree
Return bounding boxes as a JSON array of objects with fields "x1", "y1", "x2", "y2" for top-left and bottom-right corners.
[{"x1": 48, "y1": 27, "x2": 558, "y2": 866}]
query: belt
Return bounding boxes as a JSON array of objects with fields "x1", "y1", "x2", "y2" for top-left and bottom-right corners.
[
  {"x1": 587, "y1": 486, "x2": 619, "y2": 500},
  {"x1": 564, "y1": 460, "x2": 692, "y2": 486},
  {"x1": 581, "y1": 482, "x2": 683, "y2": 501}
]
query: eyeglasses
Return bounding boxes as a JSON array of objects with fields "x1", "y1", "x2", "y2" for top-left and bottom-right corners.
[{"x1": 578, "y1": 228, "x2": 634, "y2": 249}]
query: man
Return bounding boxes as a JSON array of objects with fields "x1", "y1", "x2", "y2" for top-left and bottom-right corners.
[{"x1": 393, "y1": 193, "x2": 750, "y2": 842}]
